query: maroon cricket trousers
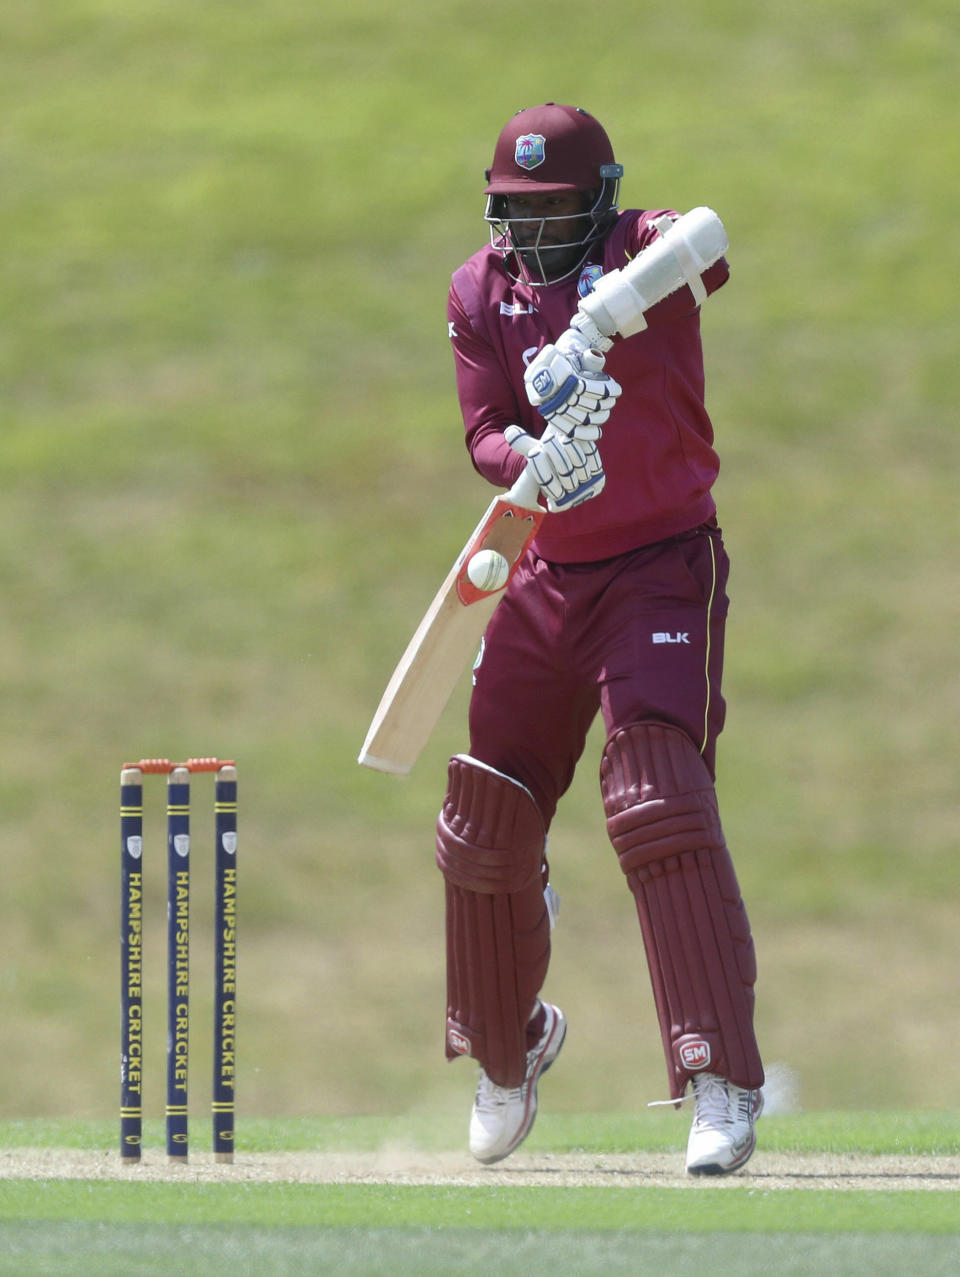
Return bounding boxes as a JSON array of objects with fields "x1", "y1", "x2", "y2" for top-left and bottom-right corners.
[{"x1": 467, "y1": 520, "x2": 729, "y2": 827}]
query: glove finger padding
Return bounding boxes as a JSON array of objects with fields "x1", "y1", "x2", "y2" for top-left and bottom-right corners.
[
  {"x1": 524, "y1": 341, "x2": 623, "y2": 441},
  {"x1": 506, "y1": 426, "x2": 605, "y2": 512},
  {"x1": 549, "y1": 371, "x2": 621, "y2": 437}
]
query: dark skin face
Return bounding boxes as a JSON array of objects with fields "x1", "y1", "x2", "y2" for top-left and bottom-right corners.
[{"x1": 504, "y1": 189, "x2": 595, "y2": 281}]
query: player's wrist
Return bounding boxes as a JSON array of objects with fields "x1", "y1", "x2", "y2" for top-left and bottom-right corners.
[{"x1": 567, "y1": 313, "x2": 614, "y2": 354}]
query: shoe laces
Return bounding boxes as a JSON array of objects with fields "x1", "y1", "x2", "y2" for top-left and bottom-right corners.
[
  {"x1": 694, "y1": 1074, "x2": 761, "y2": 1131},
  {"x1": 648, "y1": 1073, "x2": 759, "y2": 1125},
  {"x1": 473, "y1": 1071, "x2": 524, "y2": 1114},
  {"x1": 473, "y1": 1004, "x2": 556, "y2": 1115},
  {"x1": 691, "y1": 1074, "x2": 735, "y2": 1130}
]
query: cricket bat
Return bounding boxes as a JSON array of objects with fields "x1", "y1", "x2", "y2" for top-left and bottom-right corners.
[{"x1": 358, "y1": 463, "x2": 545, "y2": 775}]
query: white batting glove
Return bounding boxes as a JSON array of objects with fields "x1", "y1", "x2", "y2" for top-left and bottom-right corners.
[
  {"x1": 523, "y1": 339, "x2": 622, "y2": 441},
  {"x1": 555, "y1": 326, "x2": 608, "y2": 370},
  {"x1": 568, "y1": 309, "x2": 615, "y2": 354},
  {"x1": 505, "y1": 424, "x2": 605, "y2": 512}
]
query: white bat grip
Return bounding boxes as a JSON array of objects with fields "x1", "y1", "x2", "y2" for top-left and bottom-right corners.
[{"x1": 506, "y1": 463, "x2": 545, "y2": 511}]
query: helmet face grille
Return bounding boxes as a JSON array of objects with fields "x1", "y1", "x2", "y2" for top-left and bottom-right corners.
[{"x1": 484, "y1": 177, "x2": 621, "y2": 287}]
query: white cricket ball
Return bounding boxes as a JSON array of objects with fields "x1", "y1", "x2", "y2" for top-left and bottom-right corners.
[{"x1": 466, "y1": 548, "x2": 510, "y2": 592}]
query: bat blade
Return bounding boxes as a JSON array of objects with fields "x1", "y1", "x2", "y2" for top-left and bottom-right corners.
[{"x1": 358, "y1": 477, "x2": 542, "y2": 775}]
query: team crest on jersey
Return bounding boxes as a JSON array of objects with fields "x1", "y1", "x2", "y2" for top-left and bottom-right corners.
[
  {"x1": 577, "y1": 264, "x2": 604, "y2": 298},
  {"x1": 514, "y1": 133, "x2": 546, "y2": 170}
]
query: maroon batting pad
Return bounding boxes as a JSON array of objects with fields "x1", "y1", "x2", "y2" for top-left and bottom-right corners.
[
  {"x1": 601, "y1": 722, "x2": 763, "y2": 1097},
  {"x1": 436, "y1": 755, "x2": 550, "y2": 1087}
]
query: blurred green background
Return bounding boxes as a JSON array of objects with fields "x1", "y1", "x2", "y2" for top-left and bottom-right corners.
[{"x1": 1, "y1": 0, "x2": 957, "y2": 1128}]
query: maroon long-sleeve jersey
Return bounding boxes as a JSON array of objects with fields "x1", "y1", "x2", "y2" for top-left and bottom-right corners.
[{"x1": 447, "y1": 208, "x2": 729, "y2": 563}]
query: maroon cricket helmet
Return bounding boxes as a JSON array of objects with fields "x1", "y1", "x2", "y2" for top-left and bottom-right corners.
[
  {"x1": 482, "y1": 104, "x2": 623, "y2": 285},
  {"x1": 484, "y1": 103, "x2": 621, "y2": 195}
]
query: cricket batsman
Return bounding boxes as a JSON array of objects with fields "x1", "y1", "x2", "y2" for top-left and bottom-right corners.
[{"x1": 437, "y1": 103, "x2": 765, "y2": 1175}]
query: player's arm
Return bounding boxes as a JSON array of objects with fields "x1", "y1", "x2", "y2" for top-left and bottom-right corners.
[
  {"x1": 447, "y1": 285, "x2": 526, "y2": 488},
  {"x1": 626, "y1": 210, "x2": 729, "y2": 325},
  {"x1": 522, "y1": 207, "x2": 727, "y2": 428},
  {"x1": 571, "y1": 206, "x2": 729, "y2": 346},
  {"x1": 640, "y1": 256, "x2": 729, "y2": 324},
  {"x1": 448, "y1": 285, "x2": 606, "y2": 513}
]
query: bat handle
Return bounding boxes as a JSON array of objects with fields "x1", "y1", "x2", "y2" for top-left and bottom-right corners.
[{"x1": 506, "y1": 463, "x2": 544, "y2": 512}]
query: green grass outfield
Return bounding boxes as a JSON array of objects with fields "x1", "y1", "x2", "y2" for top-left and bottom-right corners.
[
  {"x1": 2, "y1": 0, "x2": 959, "y2": 1132},
  {"x1": 2, "y1": 1115, "x2": 958, "y2": 1275}
]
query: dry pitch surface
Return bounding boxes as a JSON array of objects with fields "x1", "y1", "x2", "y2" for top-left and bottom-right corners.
[{"x1": 2, "y1": 1148, "x2": 958, "y2": 1191}]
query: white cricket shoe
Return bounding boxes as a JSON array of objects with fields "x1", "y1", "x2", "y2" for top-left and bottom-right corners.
[
  {"x1": 468, "y1": 1002, "x2": 566, "y2": 1165},
  {"x1": 685, "y1": 1072, "x2": 763, "y2": 1176}
]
